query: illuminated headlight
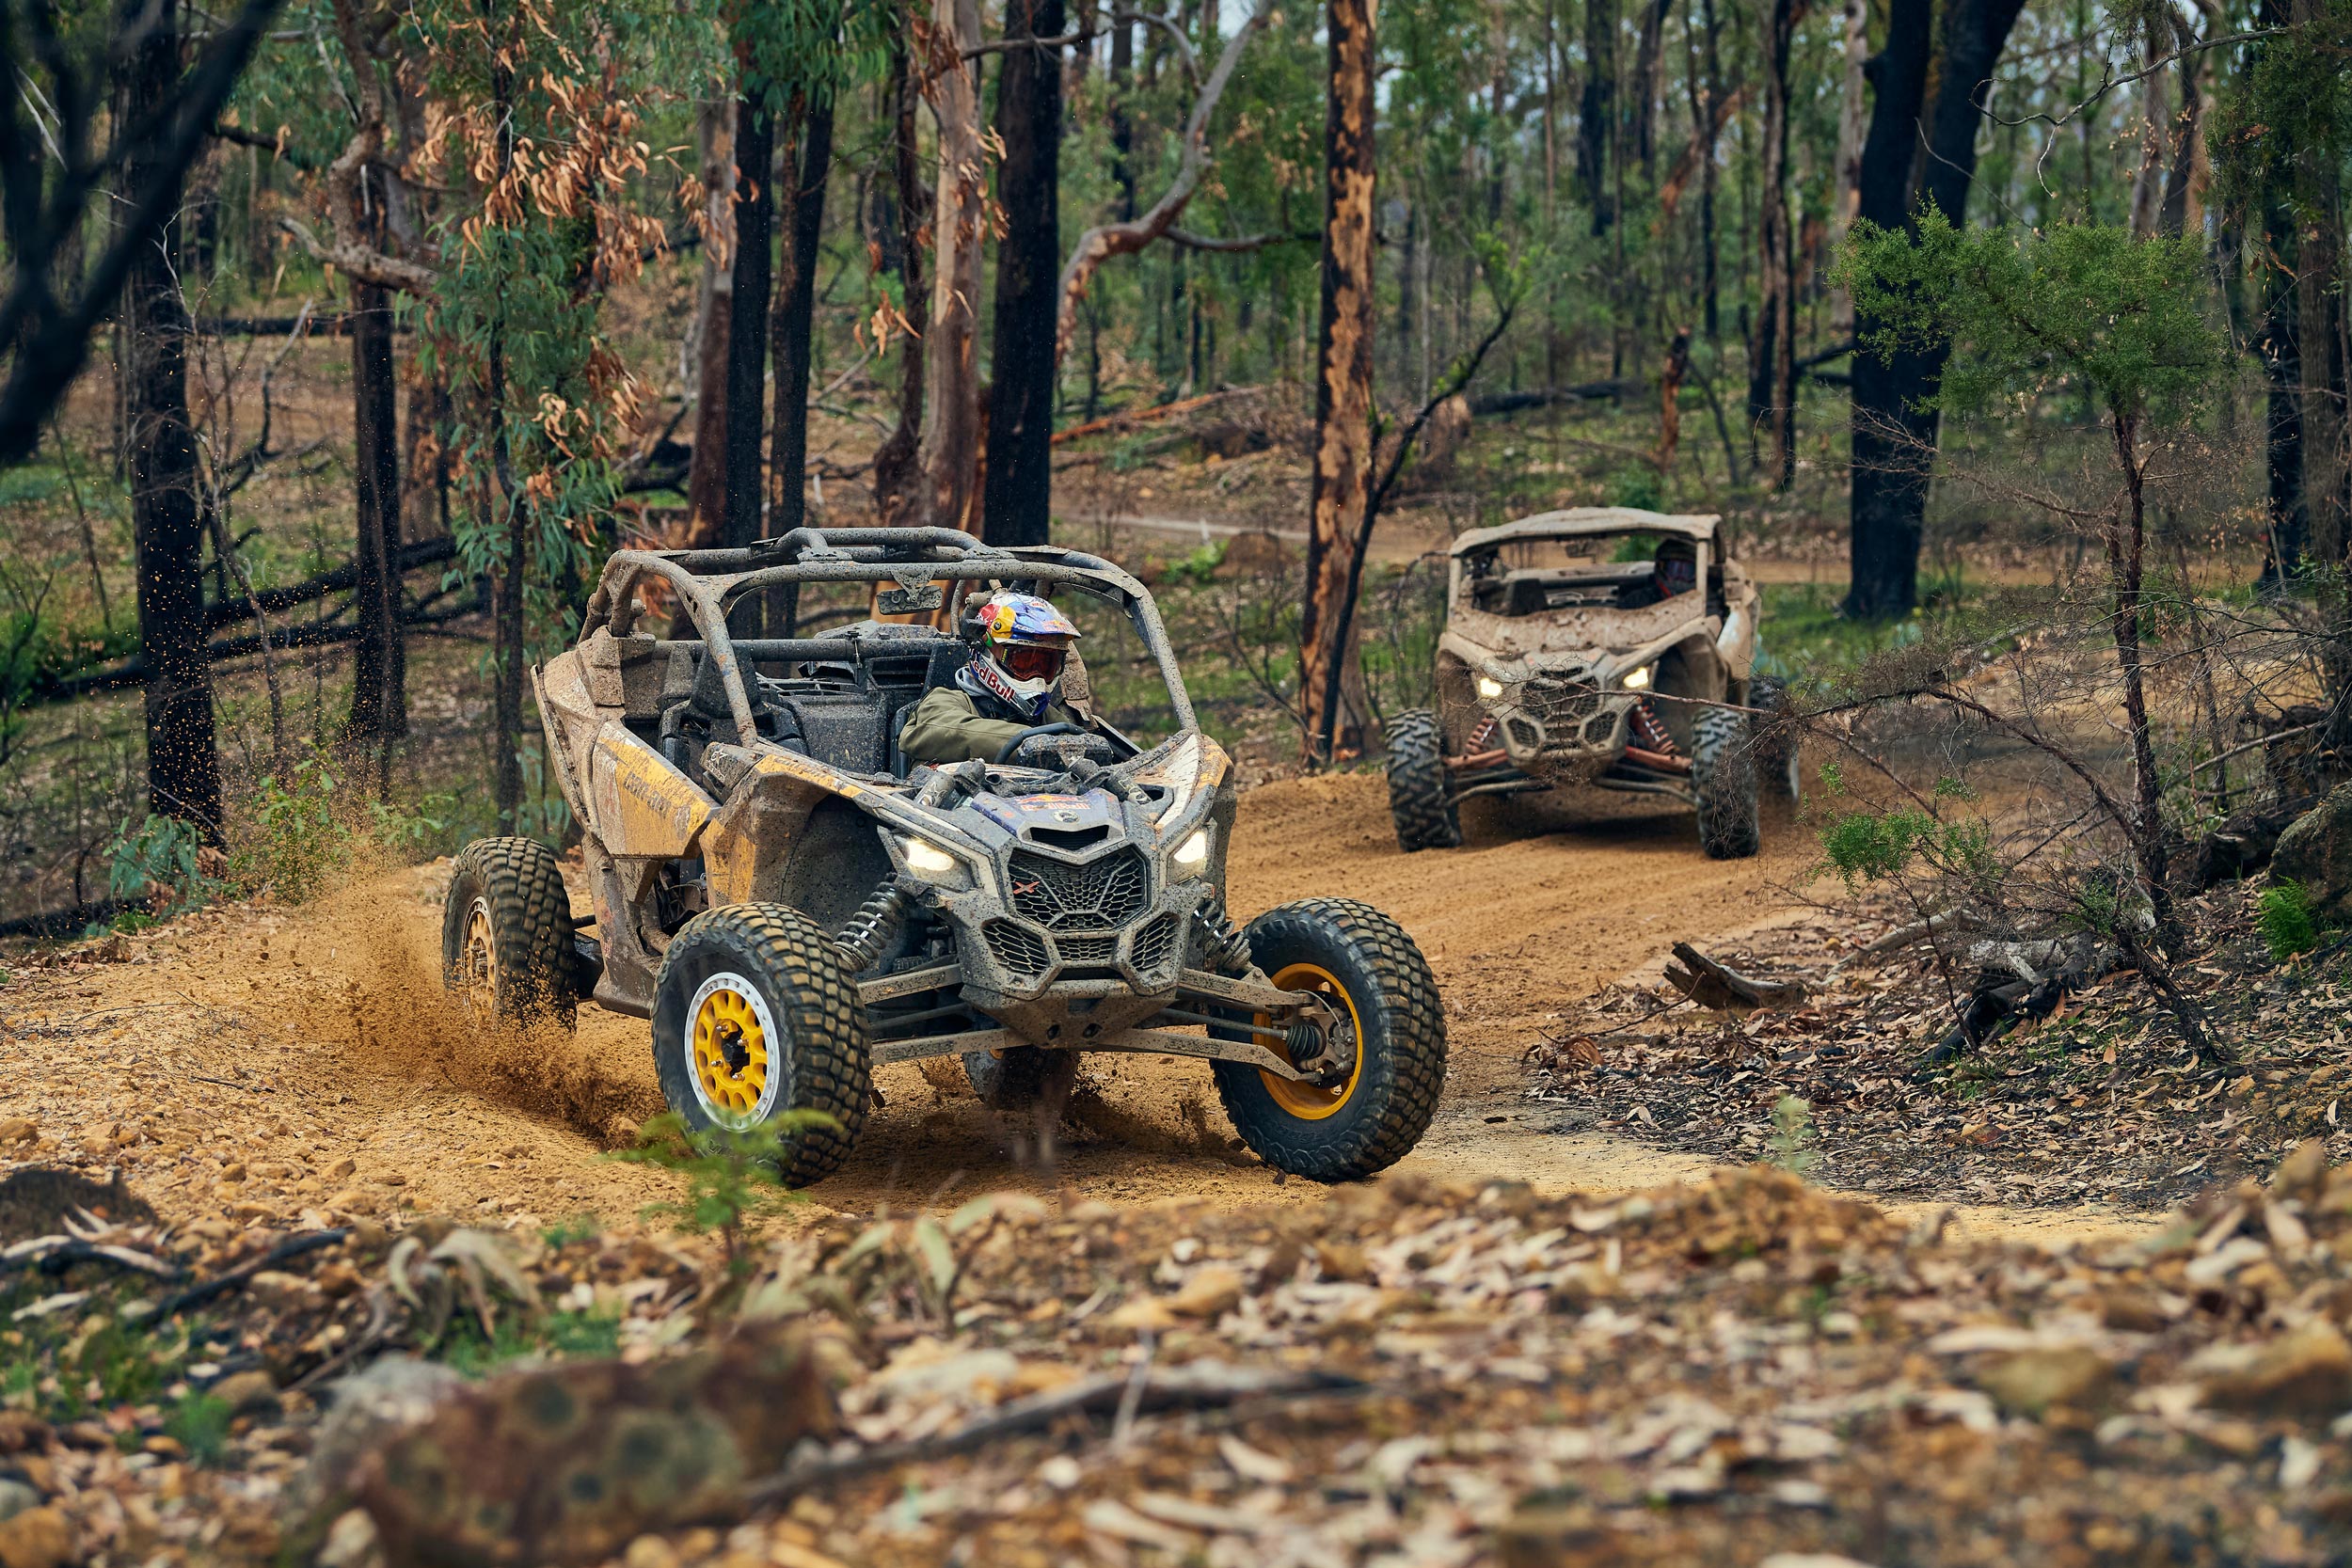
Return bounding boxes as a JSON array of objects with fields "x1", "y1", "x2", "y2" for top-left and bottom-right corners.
[
  {"x1": 1172, "y1": 829, "x2": 1212, "y2": 869},
  {"x1": 1476, "y1": 675, "x2": 1506, "y2": 700},
  {"x1": 1621, "y1": 665, "x2": 1652, "y2": 690},
  {"x1": 903, "y1": 838, "x2": 960, "y2": 878}
]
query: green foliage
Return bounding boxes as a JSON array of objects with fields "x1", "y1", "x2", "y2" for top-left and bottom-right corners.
[
  {"x1": 1164, "y1": 541, "x2": 1229, "y2": 588},
  {"x1": 1816, "y1": 806, "x2": 1994, "y2": 894},
  {"x1": 165, "y1": 1389, "x2": 233, "y2": 1465},
  {"x1": 104, "y1": 815, "x2": 226, "y2": 915},
  {"x1": 1767, "y1": 1096, "x2": 1820, "y2": 1176},
  {"x1": 1607, "y1": 467, "x2": 1664, "y2": 512},
  {"x1": 243, "y1": 751, "x2": 348, "y2": 903},
  {"x1": 1841, "y1": 214, "x2": 2229, "y2": 431},
  {"x1": 610, "y1": 1111, "x2": 830, "y2": 1269},
  {"x1": 2259, "y1": 882, "x2": 2321, "y2": 961}
]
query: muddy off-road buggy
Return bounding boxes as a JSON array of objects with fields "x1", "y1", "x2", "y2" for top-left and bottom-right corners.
[
  {"x1": 442, "y1": 529, "x2": 1445, "y2": 1184},
  {"x1": 1387, "y1": 508, "x2": 1795, "y2": 859}
]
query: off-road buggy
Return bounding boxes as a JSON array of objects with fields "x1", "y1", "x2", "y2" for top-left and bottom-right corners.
[
  {"x1": 1386, "y1": 507, "x2": 1794, "y2": 859},
  {"x1": 442, "y1": 528, "x2": 1445, "y2": 1184}
]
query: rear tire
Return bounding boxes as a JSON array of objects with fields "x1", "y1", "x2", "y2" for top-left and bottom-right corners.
[
  {"x1": 963, "y1": 1045, "x2": 1079, "y2": 1115},
  {"x1": 1750, "y1": 674, "x2": 1801, "y2": 802},
  {"x1": 442, "y1": 837, "x2": 577, "y2": 1030},
  {"x1": 653, "y1": 903, "x2": 870, "y2": 1186},
  {"x1": 1211, "y1": 898, "x2": 1446, "y2": 1181},
  {"x1": 1692, "y1": 705, "x2": 1760, "y2": 859},
  {"x1": 1386, "y1": 708, "x2": 1462, "y2": 852}
]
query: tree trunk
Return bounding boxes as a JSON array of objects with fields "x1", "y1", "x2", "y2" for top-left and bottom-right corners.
[
  {"x1": 723, "y1": 79, "x2": 775, "y2": 562},
  {"x1": 685, "y1": 97, "x2": 734, "y2": 547},
  {"x1": 487, "y1": 49, "x2": 525, "y2": 832},
  {"x1": 914, "y1": 0, "x2": 987, "y2": 534},
  {"x1": 769, "y1": 93, "x2": 834, "y2": 542},
  {"x1": 982, "y1": 0, "x2": 1066, "y2": 549},
  {"x1": 1300, "y1": 0, "x2": 1377, "y2": 761},
  {"x1": 1578, "y1": 0, "x2": 1615, "y2": 235},
  {"x1": 120, "y1": 0, "x2": 222, "y2": 837},
  {"x1": 1827, "y1": 0, "x2": 1867, "y2": 339},
  {"x1": 1695, "y1": 0, "x2": 1724, "y2": 341},
  {"x1": 2107, "y1": 410, "x2": 2172, "y2": 938},
  {"x1": 1749, "y1": 0, "x2": 1797, "y2": 489},
  {"x1": 1843, "y1": 0, "x2": 2023, "y2": 619},
  {"x1": 1110, "y1": 9, "x2": 1136, "y2": 222},
  {"x1": 872, "y1": 36, "x2": 930, "y2": 524},
  {"x1": 2127, "y1": 16, "x2": 2169, "y2": 238},
  {"x1": 2156, "y1": 10, "x2": 2206, "y2": 240},
  {"x1": 2293, "y1": 0, "x2": 2348, "y2": 590},
  {"x1": 2260, "y1": 150, "x2": 2308, "y2": 590},
  {"x1": 346, "y1": 267, "x2": 405, "y2": 741},
  {"x1": 1631, "y1": 0, "x2": 1670, "y2": 179}
]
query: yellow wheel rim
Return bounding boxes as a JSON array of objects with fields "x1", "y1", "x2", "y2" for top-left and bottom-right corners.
[
  {"x1": 1256, "y1": 962, "x2": 1364, "y2": 1120},
  {"x1": 689, "y1": 976, "x2": 775, "y2": 1126},
  {"x1": 459, "y1": 898, "x2": 497, "y2": 1008}
]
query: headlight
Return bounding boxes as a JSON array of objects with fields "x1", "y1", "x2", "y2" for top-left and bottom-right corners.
[
  {"x1": 1172, "y1": 829, "x2": 1212, "y2": 869},
  {"x1": 903, "y1": 838, "x2": 959, "y2": 877},
  {"x1": 1621, "y1": 665, "x2": 1651, "y2": 690},
  {"x1": 1476, "y1": 675, "x2": 1505, "y2": 699}
]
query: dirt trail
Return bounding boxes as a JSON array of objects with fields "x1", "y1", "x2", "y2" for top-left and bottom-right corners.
[{"x1": 0, "y1": 775, "x2": 2156, "y2": 1244}]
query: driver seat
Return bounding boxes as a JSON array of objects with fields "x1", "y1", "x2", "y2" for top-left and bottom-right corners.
[{"x1": 888, "y1": 640, "x2": 977, "y2": 778}]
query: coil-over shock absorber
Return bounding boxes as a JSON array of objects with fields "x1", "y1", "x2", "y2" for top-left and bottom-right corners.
[
  {"x1": 1193, "y1": 894, "x2": 1252, "y2": 976},
  {"x1": 834, "y1": 875, "x2": 920, "y2": 974}
]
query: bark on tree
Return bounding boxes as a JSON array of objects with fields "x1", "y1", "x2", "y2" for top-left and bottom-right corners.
[
  {"x1": 486, "y1": 49, "x2": 525, "y2": 832},
  {"x1": 2155, "y1": 8, "x2": 2207, "y2": 239},
  {"x1": 914, "y1": 0, "x2": 987, "y2": 533},
  {"x1": 1843, "y1": 0, "x2": 2024, "y2": 619},
  {"x1": 1631, "y1": 0, "x2": 1671, "y2": 178},
  {"x1": 1827, "y1": 0, "x2": 1867, "y2": 338},
  {"x1": 685, "y1": 97, "x2": 734, "y2": 547},
  {"x1": 346, "y1": 142, "x2": 405, "y2": 742},
  {"x1": 119, "y1": 0, "x2": 223, "y2": 835},
  {"x1": 769, "y1": 94, "x2": 834, "y2": 541},
  {"x1": 1110, "y1": 9, "x2": 1137, "y2": 221},
  {"x1": 723, "y1": 78, "x2": 776, "y2": 562},
  {"x1": 1300, "y1": 0, "x2": 1377, "y2": 761},
  {"x1": 2258, "y1": 113, "x2": 2308, "y2": 590},
  {"x1": 1579, "y1": 0, "x2": 1616, "y2": 234},
  {"x1": 983, "y1": 0, "x2": 1066, "y2": 548},
  {"x1": 1748, "y1": 0, "x2": 1798, "y2": 490},
  {"x1": 2291, "y1": 0, "x2": 2347, "y2": 599},
  {"x1": 872, "y1": 35, "x2": 930, "y2": 523}
]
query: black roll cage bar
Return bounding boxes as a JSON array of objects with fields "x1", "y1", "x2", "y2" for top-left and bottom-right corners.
[{"x1": 578, "y1": 528, "x2": 1197, "y2": 751}]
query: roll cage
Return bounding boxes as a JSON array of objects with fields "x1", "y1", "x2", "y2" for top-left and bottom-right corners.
[{"x1": 579, "y1": 528, "x2": 1197, "y2": 758}]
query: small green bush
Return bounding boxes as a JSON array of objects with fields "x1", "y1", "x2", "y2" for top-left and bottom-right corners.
[
  {"x1": 1767, "y1": 1095, "x2": 1820, "y2": 1176},
  {"x1": 1606, "y1": 465, "x2": 1663, "y2": 511},
  {"x1": 104, "y1": 814, "x2": 227, "y2": 916},
  {"x1": 2259, "y1": 881, "x2": 2320, "y2": 961}
]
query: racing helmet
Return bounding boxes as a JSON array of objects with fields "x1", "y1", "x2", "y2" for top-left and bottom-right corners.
[{"x1": 965, "y1": 592, "x2": 1081, "y2": 716}]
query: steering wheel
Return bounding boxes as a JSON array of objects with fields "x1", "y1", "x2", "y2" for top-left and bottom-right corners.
[{"x1": 993, "y1": 722, "x2": 1085, "y2": 765}]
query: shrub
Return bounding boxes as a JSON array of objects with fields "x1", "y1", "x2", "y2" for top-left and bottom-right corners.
[{"x1": 2259, "y1": 881, "x2": 2320, "y2": 962}]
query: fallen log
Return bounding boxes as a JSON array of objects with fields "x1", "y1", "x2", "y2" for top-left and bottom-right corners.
[
  {"x1": 1661, "y1": 942, "x2": 1806, "y2": 1013},
  {"x1": 28, "y1": 593, "x2": 476, "y2": 706},
  {"x1": 1470, "y1": 380, "x2": 1642, "y2": 417},
  {"x1": 1051, "y1": 386, "x2": 1263, "y2": 446},
  {"x1": 204, "y1": 534, "x2": 456, "y2": 632}
]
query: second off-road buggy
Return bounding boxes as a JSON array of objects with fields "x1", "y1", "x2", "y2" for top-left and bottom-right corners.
[
  {"x1": 442, "y1": 528, "x2": 1446, "y2": 1184},
  {"x1": 1386, "y1": 508, "x2": 1795, "y2": 859}
]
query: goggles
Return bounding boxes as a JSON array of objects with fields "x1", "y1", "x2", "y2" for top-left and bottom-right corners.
[{"x1": 997, "y1": 643, "x2": 1068, "y2": 683}]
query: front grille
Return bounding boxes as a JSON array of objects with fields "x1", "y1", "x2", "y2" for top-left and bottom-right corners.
[
  {"x1": 982, "y1": 920, "x2": 1050, "y2": 979},
  {"x1": 1008, "y1": 847, "x2": 1150, "y2": 931},
  {"x1": 1520, "y1": 670, "x2": 1603, "y2": 729},
  {"x1": 1131, "y1": 913, "x2": 1182, "y2": 975},
  {"x1": 1056, "y1": 935, "x2": 1119, "y2": 965}
]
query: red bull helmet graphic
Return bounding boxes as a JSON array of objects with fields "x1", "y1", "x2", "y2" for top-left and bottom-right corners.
[{"x1": 961, "y1": 592, "x2": 1081, "y2": 719}]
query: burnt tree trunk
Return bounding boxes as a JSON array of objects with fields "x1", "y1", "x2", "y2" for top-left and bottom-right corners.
[
  {"x1": 346, "y1": 154, "x2": 405, "y2": 741},
  {"x1": 685, "y1": 97, "x2": 734, "y2": 547},
  {"x1": 723, "y1": 77, "x2": 776, "y2": 564},
  {"x1": 769, "y1": 93, "x2": 835, "y2": 541},
  {"x1": 872, "y1": 36, "x2": 930, "y2": 523},
  {"x1": 120, "y1": 0, "x2": 222, "y2": 836},
  {"x1": 1748, "y1": 0, "x2": 1797, "y2": 489},
  {"x1": 1300, "y1": 0, "x2": 1377, "y2": 761},
  {"x1": 2260, "y1": 156, "x2": 2308, "y2": 590},
  {"x1": 982, "y1": 0, "x2": 1066, "y2": 549},
  {"x1": 914, "y1": 0, "x2": 987, "y2": 534},
  {"x1": 1109, "y1": 8, "x2": 1136, "y2": 221},
  {"x1": 1843, "y1": 0, "x2": 2022, "y2": 618},
  {"x1": 1578, "y1": 0, "x2": 1615, "y2": 235},
  {"x1": 487, "y1": 50, "x2": 526, "y2": 831}
]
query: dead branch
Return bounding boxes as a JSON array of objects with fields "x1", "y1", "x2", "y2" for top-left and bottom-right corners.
[
  {"x1": 1662, "y1": 942, "x2": 1808, "y2": 1013},
  {"x1": 1054, "y1": 3, "x2": 1269, "y2": 362},
  {"x1": 1051, "y1": 386, "x2": 1263, "y2": 446}
]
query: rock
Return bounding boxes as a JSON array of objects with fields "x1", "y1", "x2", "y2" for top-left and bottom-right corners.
[
  {"x1": 1313, "y1": 1241, "x2": 1371, "y2": 1282},
  {"x1": 286, "y1": 1356, "x2": 468, "y2": 1534},
  {"x1": 1979, "y1": 1346, "x2": 2114, "y2": 1418},
  {"x1": 352, "y1": 1326, "x2": 838, "y2": 1567},
  {"x1": 1166, "y1": 1265, "x2": 1243, "y2": 1320},
  {"x1": 622, "y1": 1536, "x2": 679, "y2": 1568},
  {"x1": 0, "y1": 1481, "x2": 36, "y2": 1525},
  {"x1": 326, "y1": 1158, "x2": 358, "y2": 1180},
  {"x1": 2270, "y1": 784, "x2": 2352, "y2": 919},
  {"x1": 1104, "y1": 1297, "x2": 1176, "y2": 1333},
  {"x1": 0, "y1": 1417, "x2": 48, "y2": 1457},
  {"x1": 314, "y1": 1508, "x2": 380, "y2": 1568},
  {"x1": 215, "y1": 1370, "x2": 283, "y2": 1418},
  {"x1": 0, "y1": 1120, "x2": 32, "y2": 1147},
  {"x1": 0, "y1": 1506, "x2": 72, "y2": 1568},
  {"x1": 2196, "y1": 1321, "x2": 2352, "y2": 1417},
  {"x1": 2276, "y1": 1139, "x2": 2330, "y2": 1198}
]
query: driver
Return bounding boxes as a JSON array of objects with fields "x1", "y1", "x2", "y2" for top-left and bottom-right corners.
[{"x1": 899, "y1": 592, "x2": 1085, "y2": 764}]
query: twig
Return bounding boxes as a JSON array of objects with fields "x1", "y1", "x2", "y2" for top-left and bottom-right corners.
[
  {"x1": 144, "y1": 1228, "x2": 347, "y2": 1320},
  {"x1": 190, "y1": 1073, "x2": 274, "y2": 1094},
  {"x1": 1112, "y1": 1329, "x2": 1155, "y2": 1449},
  {"x1": 0, "y1": 1238, "x2": 184, "y2": 1280}
]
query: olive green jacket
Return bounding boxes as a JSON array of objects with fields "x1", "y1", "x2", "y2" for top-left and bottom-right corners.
[{"x1": 898, "y1": 687, "x2": 1075, "y2": 765}]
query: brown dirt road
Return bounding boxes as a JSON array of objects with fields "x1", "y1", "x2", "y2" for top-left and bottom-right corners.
[{"x1": 0, "y1": 774, "x2": 2153, "y2": 1243}]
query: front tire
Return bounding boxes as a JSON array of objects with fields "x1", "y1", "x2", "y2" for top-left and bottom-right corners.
[
  {"x1": 442, "y1": 837, "x2": 577, "y2": 1030},
  {"x1": 1692, "y1": 705, "x2": 1760, "y2": 859},
  {"x1": 1211, "y1": 898, "x2": 1446, "y2": 1181},
  {"x1": 1386, "y1": 708, "x2": 1462, "y2": 852},
  {"x1": 1750, "y1": 674, "x2": 1801, "y2": 802},
  {"x1": 652, "y1": 903, "x2": 870, "y2": 1186}
]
